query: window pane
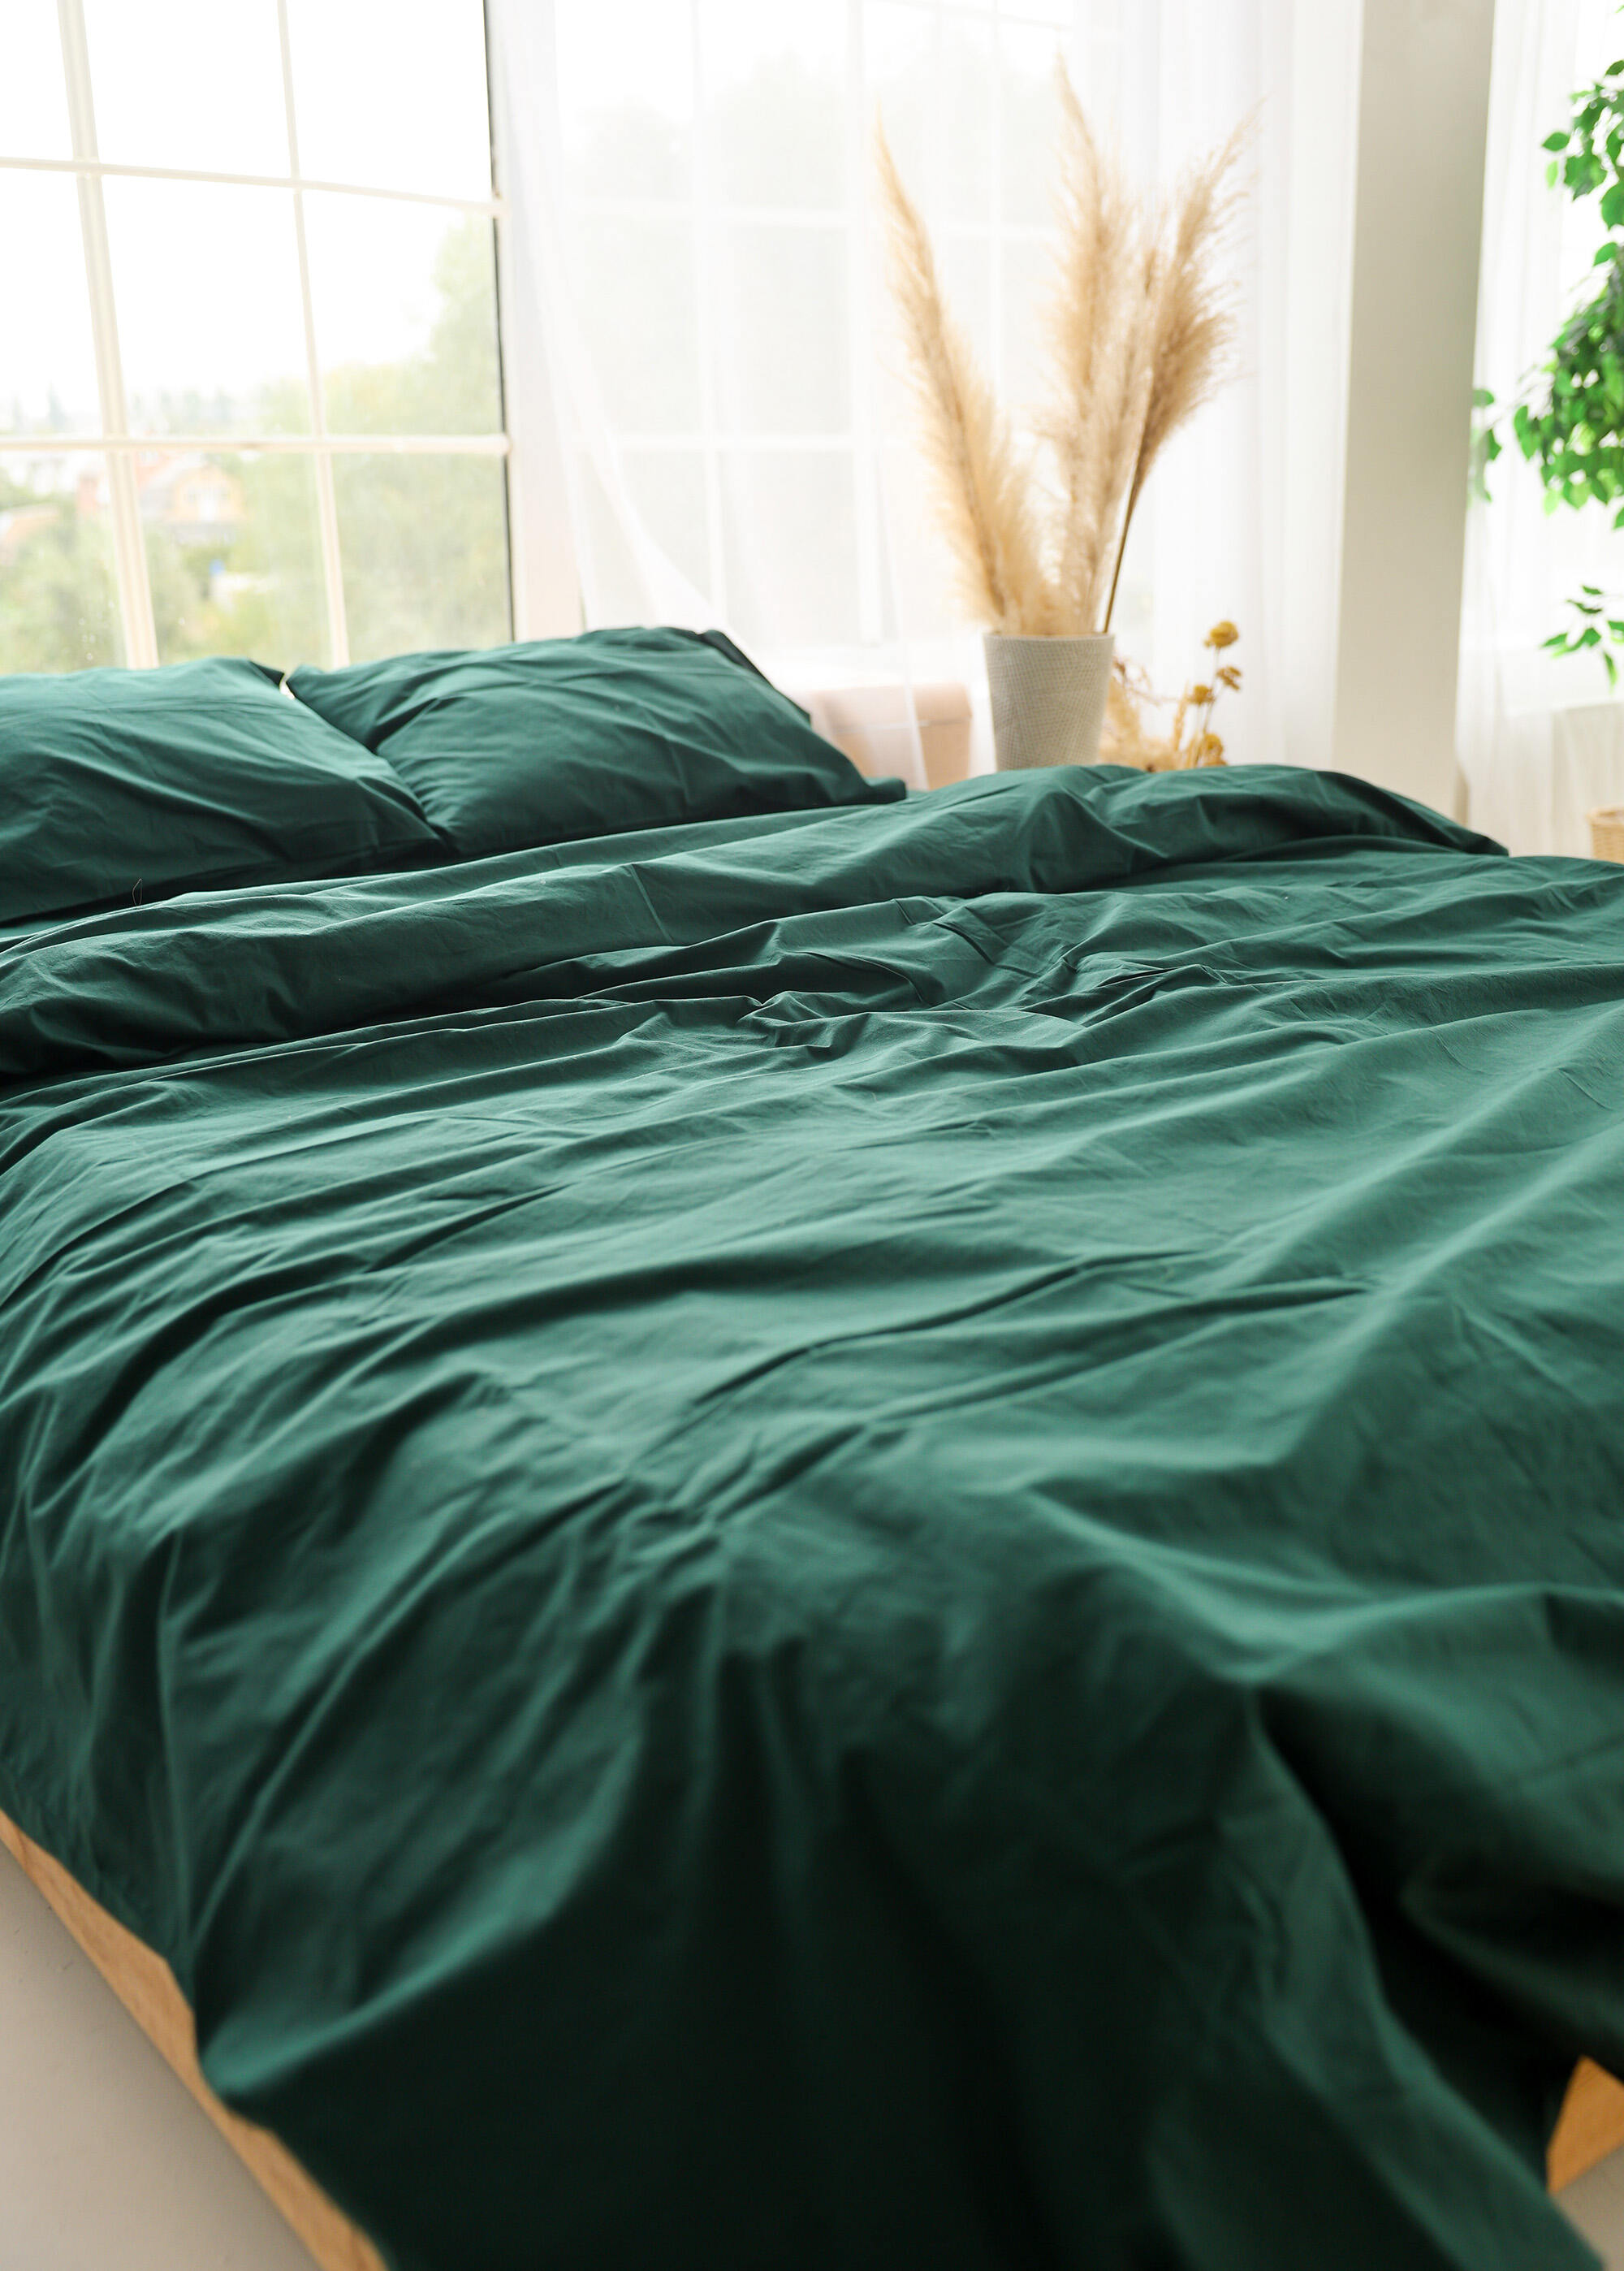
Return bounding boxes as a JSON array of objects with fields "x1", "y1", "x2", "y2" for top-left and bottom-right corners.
[
  {"x1": 0, "y1": 1, "x2": 72, "y2": 160},
  {"x1": 140, "y1": 449, "x2": 329, "y2": 670},
  {"x1": 1000, "y1": 21, "x2": 1064, "y2": 229},
  {"x1": 877, "y1": 436, "x2": 956, "y2": 633},
  {"x1": 287, "y1": 0, "x2": 492, "y2": 199},
  {"x1": 718, "y1": 227, "x2": 849, "y2": 434},
  {"x1": 306, "y1": 201, "x2": 501, "y2": 436},
  {"x1": 104, "y1": 180, "x2": 311, "y2": 435},
  {"x1": 0, "y1": 454, "x2": 122, "y2": 672},
  {"x1": 558, "y1": 4, "x2": 694, "y2": 202},
  {"x1": 624, "y1": 448, "x2": 710, "y2": 595},
  {"x1": 866, "y1": 4, "x2": 935, "y2": 198},
  {"x1": 333, "y1": 454, "x2": 510, "y2": 660},
  {"x1": 83, "y1": 0, "x2": 290, "y2": 179},
  {"x1": 0, "y1": 175, "x2": 101, "y2": 435},
  {"x1": 576, "y1": 215, "x2": 701, "y2": 435},
  {"x1": 868, "y1": 6, "x2": 993, "y2": 227},
  {"x1": 721, "y1": 449, "x2": 858, "y2": 647},
  {"x1": 939, "y1": 17, "x2": 996, "y2": 225},
  {"x1": 702, "y1": 1, "x2": 846, "y2": 211}
]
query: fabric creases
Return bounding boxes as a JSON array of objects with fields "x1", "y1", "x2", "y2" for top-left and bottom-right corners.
[{"x1": 0, "y1": 763, "x2": 1618, "y2": 2271}]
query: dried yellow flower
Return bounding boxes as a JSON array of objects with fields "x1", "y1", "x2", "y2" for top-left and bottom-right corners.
[
  {"x1": 1206, "y1": 621, "x2": 1239, "y2": 650},
  {"x1": 1191, "y1": 731, "x2": 1225, "y2": 765},
  {"x1": 1216, "y1": 664, "x2": 1242, "y2": 689},
  {"x1": 1190, "y1": 683, "x2": 1214, "y2": 706}
]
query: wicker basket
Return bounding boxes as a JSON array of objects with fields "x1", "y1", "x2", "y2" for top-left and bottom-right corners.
[{"x1": 1589, "y1": 805, "x2": 1624, "y2": 862}]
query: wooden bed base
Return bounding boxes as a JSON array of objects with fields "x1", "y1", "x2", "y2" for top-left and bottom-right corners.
[{"x1": 2, "y1": 1807, "x2": 1622, "y2": 2262}]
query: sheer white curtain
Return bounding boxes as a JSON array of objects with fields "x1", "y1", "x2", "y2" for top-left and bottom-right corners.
[
  {"x1": 1460, "y1": 0, "x2": 1624, "y2": 853},
  {"x1": 490, "y1": 0, "x2": 1302, "y2": 773}
]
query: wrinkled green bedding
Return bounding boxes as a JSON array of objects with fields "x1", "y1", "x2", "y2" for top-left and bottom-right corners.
[{"x1": 2, "y1": 763, "x2": 1622, "y2": 2271}]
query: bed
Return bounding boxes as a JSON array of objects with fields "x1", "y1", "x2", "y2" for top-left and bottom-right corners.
[{"x1": 2, "y1": 635, "x2": 1624, "y2": 2270}]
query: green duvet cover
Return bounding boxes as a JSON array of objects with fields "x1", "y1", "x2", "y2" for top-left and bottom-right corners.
[{"x1": 2, "y1": 764, "x2": 1622, "y2": 2270}]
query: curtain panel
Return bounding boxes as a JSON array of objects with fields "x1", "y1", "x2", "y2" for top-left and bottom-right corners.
[
  {"x1": 490, "y1": 0, "x2": 1308, "y2": 772},
  {"x1": 1460, "y1": 0, "x2": 1624, "y2": 854}
]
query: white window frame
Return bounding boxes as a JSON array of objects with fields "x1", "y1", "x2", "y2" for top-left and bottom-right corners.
[{"x1": 0, "y1": 0, "x2": 515, "y2": 669}]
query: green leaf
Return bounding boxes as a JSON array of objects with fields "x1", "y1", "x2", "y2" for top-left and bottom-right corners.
[
  {"x1": 1544, "y1": 129, "x2": 1572, "y2": 150},
  {"x1": 1607, "y1": 647, "x2": 1619, "y2": 687},
  {"x1": 1472, "y1": 386, "x2": 1496, "y2": 408},
  {"x1": 1603, "y1": 180, "x2": 1624, "y2": 226},
  {"x1": 1549, "y1": 158, "x2": 1562, "y2": 188},
  {"x1": 1581, "y1": 625, "x2": 1602, "y2": 646}
]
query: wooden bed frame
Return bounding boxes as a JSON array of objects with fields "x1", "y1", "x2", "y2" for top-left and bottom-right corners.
[{"x1": 2, "y1": 1806, "x2": 1620, "y2": 2266}]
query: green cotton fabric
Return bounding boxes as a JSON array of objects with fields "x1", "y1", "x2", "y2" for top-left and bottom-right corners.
[
  {"x1": 0, "y1": 656, "x2": 440, "y2": 924},
  {"x1": 286, "y1": 628, "x2": 904, "y2": 859},
  {"x1": 2, "y1": 763, "x2": 1622, "y2": 2271}
]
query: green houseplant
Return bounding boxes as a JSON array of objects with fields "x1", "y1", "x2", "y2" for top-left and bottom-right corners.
[{"x1": 1479, "y1": 45, "x2": 1624, "y2": 682}]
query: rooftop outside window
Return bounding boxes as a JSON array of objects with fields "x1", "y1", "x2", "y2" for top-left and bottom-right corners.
[{"x1": 0, "y1": 0, "x2": 511, "y2": 674}]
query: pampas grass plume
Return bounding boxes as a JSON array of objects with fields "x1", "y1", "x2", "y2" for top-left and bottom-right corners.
[
  {"x1": 875, "y1": 71, "x2": 1250, "y2": 643},
  {"x1": 1100, "y1": 119, "x2": 1251, "y2": 632},
  {"x1": 873, "y1": 123, "x2": 1056, "y2": 634},
  {"x1": 1043, "y1": 74, "x2": 1142, "y2": 634}
]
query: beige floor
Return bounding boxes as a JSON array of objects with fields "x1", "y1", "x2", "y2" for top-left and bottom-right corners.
[
  {"x1": 0, "y1": 1839, "x2": 316, "y2": 2269},
  {"x1": 2, "y1": 1836, "x2": 1621, "y2": 2269},
  {"x1": 1566, "y1": 2148, "x2": 1624, "y2": 2269}
]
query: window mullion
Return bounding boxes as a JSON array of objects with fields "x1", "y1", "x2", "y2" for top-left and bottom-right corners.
[
  {"x1": 688, "y1": 0, "x2": 729, "y2": 621},
  {"x1": 56, "y1": 0, "x2": 157, "y2": 668},
  {"x1": 989, "y1": 0, "x2": 1004, "y2": 395},
  {"x1": 277, "y1": 0, "x2": 349, "y2": 668},
  {"x1": 846, "y1": 0, "x2": 883, "y2": 647}
]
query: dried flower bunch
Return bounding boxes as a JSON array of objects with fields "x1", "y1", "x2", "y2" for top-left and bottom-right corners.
[
  {"x1": 875, "y1": 67, "x2": 1249, "y2": 638},
  {"x1": 1102, "y1": 621, "x2": 1241, "y2": 770}
]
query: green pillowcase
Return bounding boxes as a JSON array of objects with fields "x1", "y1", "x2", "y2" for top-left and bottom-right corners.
[
  {"x1": 287, "y1": 628, "x2": 904, "y2": 859},
  {"x1": 0, "y1": 655, "x2": 439, "y2": 926}
]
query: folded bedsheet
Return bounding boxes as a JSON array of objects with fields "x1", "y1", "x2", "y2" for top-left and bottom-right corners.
[{"x1": 2, "y1": 763, "x2": 1622, "y2": 2271}]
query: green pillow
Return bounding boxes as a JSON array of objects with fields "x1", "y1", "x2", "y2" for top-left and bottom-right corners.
[
  {"x1": 0, "y1": 656, "x2": 439, "y2": 926},
  {"x1": 287, "y1": 629, "x2": 903, "y2": 859}
]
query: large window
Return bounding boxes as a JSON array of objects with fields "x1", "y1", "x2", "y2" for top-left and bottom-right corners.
[
  {"x1": 543, "y1": 0, "x2": 1268, "y2": 714},
  {"x1": 0, "y1": 0, "x2": 511, "y2": 674},
  {"x1": 554, "y1": 0, "x2": 1099, "y2": 673}
]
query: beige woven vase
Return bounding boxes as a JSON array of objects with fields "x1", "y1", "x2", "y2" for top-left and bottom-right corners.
[{"x1": 985, "y1": 632, "x2": 1115, "y2": 771}]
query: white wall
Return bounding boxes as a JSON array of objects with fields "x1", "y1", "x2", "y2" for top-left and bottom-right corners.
[
  {"x1": 0, "y1": 1844, "x2": 317, "y2": 2269},
  {"x1": 1280, "y1": 0, "x2": 1365, "y2": 779},
  {"x1": 1329, "y1": 0, "x2": 1497, "y2": 811}
]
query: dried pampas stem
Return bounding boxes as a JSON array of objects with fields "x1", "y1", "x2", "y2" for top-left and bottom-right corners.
[
  {"x1": 1101, "y1": 117, "x2": 1251, "y2": 634},
  {"x1": 1044, "y1": 71, "x2": 1139, "y2": 633},
  {"x1": 874, "y1": 123, "x2": 1055, "y2": 634},
  {"x1": 1069, "y1": 221, "x2": 1160, "y2": 635}
]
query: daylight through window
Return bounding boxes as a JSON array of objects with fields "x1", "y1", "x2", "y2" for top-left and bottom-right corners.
[{"x1": 0, "y1": 0, "x2": 512, "y2": 674}]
